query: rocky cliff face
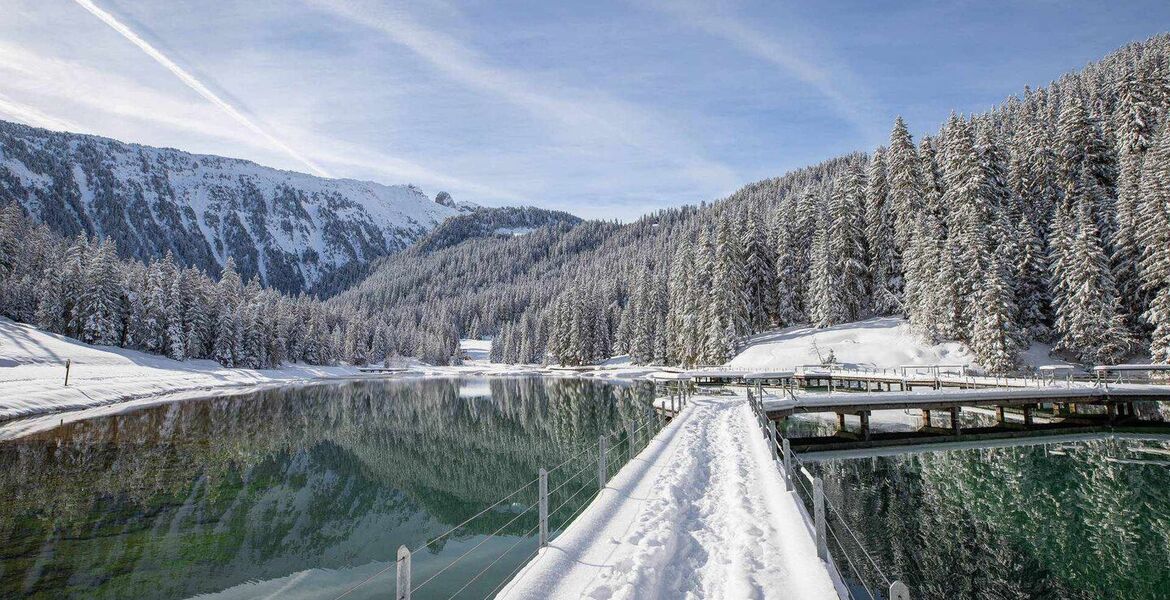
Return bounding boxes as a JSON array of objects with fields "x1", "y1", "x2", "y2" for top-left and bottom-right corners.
[{"x1": 0, "y1": 119, "x2": 462, "y2": 294}]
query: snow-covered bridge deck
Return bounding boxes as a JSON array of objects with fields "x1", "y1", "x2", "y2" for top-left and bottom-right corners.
[
  {"x1": 497, "y1": 394, "x2": 841, "y2": 600},
  {"x1": 760, "y1": 383, "x2": 1170, "y2": 416}
]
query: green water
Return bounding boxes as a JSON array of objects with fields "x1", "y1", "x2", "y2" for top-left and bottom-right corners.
[
  {"x1": 805, "y1": 437, "x2": 1170, "y2": 599},
  {"x1": 0, "y1": 377, "x2": 654, "y2": 599}
]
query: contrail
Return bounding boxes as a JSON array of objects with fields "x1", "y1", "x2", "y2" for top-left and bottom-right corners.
[{"x1": 72, "y1": 0, "x2": 331, "y2": 177}]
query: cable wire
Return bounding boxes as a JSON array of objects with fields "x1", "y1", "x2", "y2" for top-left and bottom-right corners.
[{"x1": 412, "y1": 499, "x2": 540, "y2": 594}]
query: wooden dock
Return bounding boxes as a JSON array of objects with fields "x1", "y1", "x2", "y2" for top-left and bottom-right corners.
[{"x1": 757, "y1": 384, "x2": 1170, "y2": 450}]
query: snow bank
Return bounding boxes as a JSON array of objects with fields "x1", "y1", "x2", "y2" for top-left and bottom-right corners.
[
  {"x1": 728, "y1": 317, "x2": 977, "y2": 371},
  {"x1": 460, "y1": 338, "x2": 492, "y2": 362},
  {"x1": 499, "y1": 394, "x2": 838, "y2": 599},
  {"x1": 0, "y1": 317, "x2": 367, "y2": 424}
]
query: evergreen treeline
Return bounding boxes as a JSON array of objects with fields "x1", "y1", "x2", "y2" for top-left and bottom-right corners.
[
  {"x1": 0, "y1": 204, "x2": 460, "y2": 367},
  {"x1": 335, "y1": 34, "x2": 1170, "y2": 371}
]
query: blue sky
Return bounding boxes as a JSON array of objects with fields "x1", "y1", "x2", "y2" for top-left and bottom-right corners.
[{"x1": 1, "y1": 0, "x2": 1167, "y2": 220}]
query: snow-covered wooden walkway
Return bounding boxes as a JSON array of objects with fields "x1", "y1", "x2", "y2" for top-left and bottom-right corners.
[{"x1": 497, "y1": 394, "x2": 839, "y2": 600}]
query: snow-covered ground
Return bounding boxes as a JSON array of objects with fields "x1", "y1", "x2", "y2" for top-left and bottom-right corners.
[
  {"x1": 0, "y1": 317, "x2": 373, "y2": 425},
  {"x1": 728, "y1": 317, "x2": 976, "y2": 371},
  {"x1": 727, "y1": 316, "x2": 1081, "y2": 374},
  {"x1": 499, "y1": 394, "x2": 839, "y2": 600}
]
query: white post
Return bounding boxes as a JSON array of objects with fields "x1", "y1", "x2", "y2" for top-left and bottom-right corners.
[
  {"x1": 396, "y1": 545, "x2": 411, "y2": 600},
  {"x1": 782, "y1": 438, "x2": 793, "y2": 492},
  {"x1": 64, "y1": 358, "x2": 72, "y2": 387},
  {"x1": 889, "y1": 580, "x2": 911, "y2": 600},
  {"x1": 538, "y1": 468, "x2": 549, "y2": 547},
  {"x1": 768, "y1": 420, "x2": 778, "y2": 462},
  {"x1": 627, "y1": 419, "x2": 636, "y2": 458},
  {"x1": 814, "y1": 477, "x2": 827, "y2": 561},
  {"x1": 598, "y1": 435, "x2": 608, "y2": 489}
]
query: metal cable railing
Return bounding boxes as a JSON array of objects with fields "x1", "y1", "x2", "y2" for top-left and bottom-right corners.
[
  {"x1": 333, "y1": 385, "x2": 692, "y2": 600},
  {"x1": 746, "y1": 388, "x2": 908, "y2": 600}
]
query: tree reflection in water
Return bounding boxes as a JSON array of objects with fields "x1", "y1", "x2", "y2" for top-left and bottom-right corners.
[
  {"x1": 0, "y1": 377, "x2": 652, "y2": 599},
  {"x1": 809, "y1": 438, "x2": 1170, "y2": 599}
]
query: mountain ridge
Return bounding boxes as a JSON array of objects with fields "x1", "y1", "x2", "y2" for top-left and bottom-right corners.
[{"x1": 0, "y1": 118, "x2": 465, "y2": 295}]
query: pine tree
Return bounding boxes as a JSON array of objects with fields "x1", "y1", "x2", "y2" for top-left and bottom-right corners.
[
  {"x1": 807, "y1": 200, "x2": 836, "y2": 327},
  {"x1": 741, "y1": 206, "x2": 776, "y2": 331},
  {"x1": 1014, "y1": 214, "x2": 1048, "y2": 338},
  {"x1": 971, "y1": 227, "x2": 1025, "y2": 372},
  {"x1": 1139, "y1": 118, "x2": 1170, "y2": 362},
  {"x1": 1112, "y1": 63, "x2": 1156, "y2": 319},
  {"x1": 166, "y1": 273, "x2": 186, "y2": 360},
  {"x1": 80, "y1": 239, "x2": 121, "y2": 346},
  {"x1": 865, "y1": 146, "x2": 899, "y2": 314},
  {"x1": 830, "y1": 162, "x2": 869, "y2": 321},
  {"x1": 1054, "y1": 175, "x2": 1134, "y2": 364}
]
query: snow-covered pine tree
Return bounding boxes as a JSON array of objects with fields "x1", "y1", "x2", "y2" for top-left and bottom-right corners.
[
  {"x1": 940, "y1": 117, "x2": 986, "y2": 333},
  {"x1": 166, "y1": 272, "x2": 186, "y2": 360},
  {"x1": 1014, "y1": 214, "x2": 1048, "y2": 338},
  {"x1": 1053, "y1": 171, "x2": 1134, "y2": 364},
  {"x1": 666, "y1": 241, "x2": 693, "y2": 364},
  {"x1": 1112, "y1": 60, "x2": 1157, "y2": 319},
  {"x1": 830, "y1": 162, "x2": 869, "y2": 322},
  {"x1": 1139, "y1": 118, "x2": 1170, "y2": 362},
  {"x1": 807, "y1": 198, "x2": 836, "y2": 328},
  {"x1": 887, "y1": 116, "x2": 925, "y2": 262},
  {"x1": 80, "y1": 239, "x2": 122, "y2": 346},
  {"x1": 741, "y1": 205, "x2": 776, "y2": 331},
  {"x1": 971, "y1": 244, "x2": 1026, "y2": 372},
  {"x1": 864, "y1": 146, "x2": 899, "y2": 315}
]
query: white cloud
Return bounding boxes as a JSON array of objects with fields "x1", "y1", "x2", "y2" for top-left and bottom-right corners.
[
  {"x1": 70, "y1": 0, "x2": 333, "y2": 176},
  {"x1": 642, "y1": 0, "x2": 881, "y2": 143},
  {"x1": 305, "y1": 0, "x2": 741, "y2": 191}
]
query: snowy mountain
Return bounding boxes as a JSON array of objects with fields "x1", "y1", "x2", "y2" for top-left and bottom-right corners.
[{"x1": 0, "y1": 119, "x2": 464, "y2": 294}]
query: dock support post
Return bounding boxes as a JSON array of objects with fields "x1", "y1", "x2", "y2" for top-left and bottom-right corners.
[
  {"x1": 837, "y1": 412, "x2": 846, "y2": 432},
  {"x1": 950, "y1": 407, "x2": 960, "y2": 437},
  {"x1": 1023, "y1": 405, "x2": 1034, "y2": 427},
  {"x1": 995, "y1": 406, "x2": 1005, "y2": 424},
  {"x1": 814, "y1": 477, "x2": 828, "y2": 561},
  {"x1": 889, "y1": 580, "x2": 910, "y2": 600},
  {"x1": 860, "y1": 411, "x2": 871, "y2": 441},
  {"x1": 538, "y1": 468, "x2": 549, "y2": 547},
  {"x1": 598, "y1": 435, "x2": 608, "y2": 489},
  {"x1": 1108, "y1": 402, "x2": 1116, "y2": 423},
  {"x1": 782, "y1": 438, "x2": 793, "y2": 492},
  {"x1": 921, "y1": 409, "x2": 931, "y2": 429},
  {"x1": 768, "y1": 420, "x2": 779, "y2": 462},
  {"x1": 396, "y1": 546, "x2": 411, "y2": 600}
]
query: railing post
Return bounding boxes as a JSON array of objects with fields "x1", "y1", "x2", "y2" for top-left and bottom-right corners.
[
  {"x1": 767, "y1": 420, "x2": 778, "y2": 462},
  {"x1": 782, "y1": 438, "x2": 793, "y2": 492},
  {"x1": 814, "y1": 477, "x2": 827, "y2": 561},
  {"x1": 396, "y1": 545, "x2": 411, "y2": 600},
  {"x1": 538, "y1": 468, "x2": 549, "y2": 547},
  {"x1": 627, "y1": 418, "x2": 636, "y2": 458},
  {"x1": 889, "y1": 580, "x2": 911, "y2": 600},
  {"x1": 598, "y1": 435, "x2": 608, "y2": 489}
]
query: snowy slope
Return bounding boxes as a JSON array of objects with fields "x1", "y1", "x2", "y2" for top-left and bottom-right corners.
[
  {"x1": 0, "y1": 119, "x2": 463, "y2": 293},
  {"x1": 727, "y1": 317, "x2": 1082, "y2": 373},
  {"x1": 727, "y1": 317, "x2": 978, "y2": 371},
  {"x1": 0, "y1": 316, "x2": 367, "y2": 427},
  {"x1": 499, "y1": 394, "x2": 838, "y2": 599}
]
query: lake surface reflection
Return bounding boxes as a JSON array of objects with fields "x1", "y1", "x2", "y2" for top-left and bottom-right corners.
[
  {"x1": 805, "y1": 436, "x2": 1170, "y2": 599},
  {"x1": 0, "y1": 377, "x2": 653, "y2": 599}
]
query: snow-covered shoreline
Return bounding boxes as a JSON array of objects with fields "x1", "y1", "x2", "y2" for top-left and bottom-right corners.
[{"x1": 0, "y1": 318, "x2": 666, "y2": 438}]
